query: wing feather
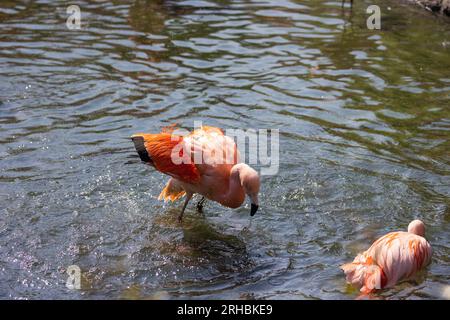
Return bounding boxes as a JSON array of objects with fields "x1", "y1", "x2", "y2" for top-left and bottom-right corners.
[{"x1": 131, "y1": 133, "x2": 200, "y2": 183}]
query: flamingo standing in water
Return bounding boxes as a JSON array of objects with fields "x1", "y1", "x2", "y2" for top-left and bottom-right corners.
[
  {"x1": 131, "y1": 126, "x2": 260, "y2": 222},
  {"x1": 341, "y1": 220, "x2": 432, "y2": 294}
]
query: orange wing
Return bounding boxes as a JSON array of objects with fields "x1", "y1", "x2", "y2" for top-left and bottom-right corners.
[{"x1": 131, "y1": 132, "x2": 200, "y2": 183}]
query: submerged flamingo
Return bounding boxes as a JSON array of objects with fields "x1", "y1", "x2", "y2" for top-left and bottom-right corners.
[
  {"x1": 341, "y1": 220, "x2": 432, "y2": 294},
  {"x1": 131, "y1": 126, "x2": 260, "y2": 222}
]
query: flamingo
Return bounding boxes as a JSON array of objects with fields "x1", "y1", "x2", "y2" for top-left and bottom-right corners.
[
  {"x1": 341, "y1": 220, "x2": 432, "y2": 294},
  {"x1": 131, "y1": 126, "x2": 260, "y2": 222}
]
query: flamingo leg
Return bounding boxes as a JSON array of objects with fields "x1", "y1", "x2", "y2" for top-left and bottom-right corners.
[
  {"x1": 341, "y1": 0, "x2": 353, "y2": 8},
  {"x1": 196, "y1": 197, "x2": 206, "y2": 213},
  {"x1": 178, "y1": 192, "x2": 193, "y2": 223}
]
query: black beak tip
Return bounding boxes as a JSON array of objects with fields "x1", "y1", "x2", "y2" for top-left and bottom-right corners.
[{"x1": 250, "y1": 204, "x2": 259, "y2": 216}]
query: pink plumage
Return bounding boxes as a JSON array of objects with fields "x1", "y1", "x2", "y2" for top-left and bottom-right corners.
[{"x1": 341, "y1": 220, "x2": 432, "y2": 294}]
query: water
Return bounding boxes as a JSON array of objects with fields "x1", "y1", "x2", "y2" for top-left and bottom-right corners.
[{"x1": 0, "y1": 0, "x2": 449, "y2": 300}]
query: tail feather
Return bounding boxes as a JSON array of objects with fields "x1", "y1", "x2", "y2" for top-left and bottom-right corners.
[
  {"x1": 158, "y1": 179, "x2": 186, "y2": 202},
  {"x1": 341, "y1": 255, "x2": 385, "y2": 294}
]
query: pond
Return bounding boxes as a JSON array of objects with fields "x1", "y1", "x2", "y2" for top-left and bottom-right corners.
[{"x1": 0, "y1": 0, "x2": 449, "y2": 299}]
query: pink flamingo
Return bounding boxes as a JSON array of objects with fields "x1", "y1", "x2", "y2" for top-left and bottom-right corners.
[
  {"x1": 341, "y1": 220, "x2": 432, "y2": 294},
  {"x1": 131, "y1": 126, "x2": 260, "y2": 222}
]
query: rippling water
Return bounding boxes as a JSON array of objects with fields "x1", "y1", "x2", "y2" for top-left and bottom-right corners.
[{"x1": 0, "y1": 0, "x2": 449, "y2": 299}]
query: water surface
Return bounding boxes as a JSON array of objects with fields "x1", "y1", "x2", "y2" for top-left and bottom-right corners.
[{"x1": 0, "y1": 0, "x2": 449, "y2": 299}]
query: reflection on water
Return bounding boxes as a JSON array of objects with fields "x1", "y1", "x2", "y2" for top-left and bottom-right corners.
[{"x1": 0, "y1": 0, "x2": 449, "y2": 299}]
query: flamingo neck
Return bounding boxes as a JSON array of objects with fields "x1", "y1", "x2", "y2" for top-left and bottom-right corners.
[{"x1": 218, "y1": 165, "x2": 245, "y2": 208}]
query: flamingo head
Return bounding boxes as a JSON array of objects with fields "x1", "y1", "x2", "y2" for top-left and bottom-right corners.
[
  {"x1": 408, "y1": 220, "x2": 426, "y2": 237},
  {"x1": 238, "y1": 164, "x2": 260, "y2": 216}
]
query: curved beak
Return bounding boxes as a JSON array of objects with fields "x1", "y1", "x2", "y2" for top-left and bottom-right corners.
[{"x1": 250, "y1": 203, "x2": 259, "y2": 216}]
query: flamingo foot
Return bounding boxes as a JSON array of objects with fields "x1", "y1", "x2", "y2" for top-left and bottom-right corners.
[{"x1": 196, "y1": 197, "x2": 206, "y2": 213}]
